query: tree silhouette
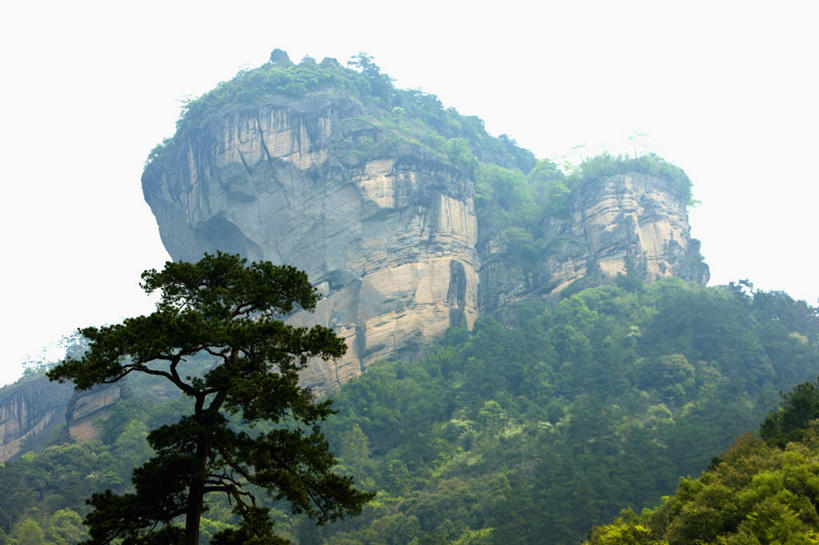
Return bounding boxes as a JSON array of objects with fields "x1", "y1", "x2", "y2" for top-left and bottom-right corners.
[{"x1": 48, "y1": 253, "x2": 373, "y2": 545}]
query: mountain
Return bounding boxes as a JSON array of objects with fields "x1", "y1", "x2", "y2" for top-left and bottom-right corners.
[
  {"x1": 4, "y1": 49, "x2": 709, "y2": 462},
  {"x1": 7, "y1": 50, "x2": 817, "y2": 545},
  {"x1": 141, "y1": 50, "x2": 708, "y2": 393}
]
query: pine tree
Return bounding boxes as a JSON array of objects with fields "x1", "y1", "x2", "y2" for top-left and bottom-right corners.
[{"x1": 48, "y1": 252, "x2": 373, "y2": 545}]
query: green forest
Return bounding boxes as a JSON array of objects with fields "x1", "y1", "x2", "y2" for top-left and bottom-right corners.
[
  {"x1": 3, "y1": 277, "x2": 818, "y2": 544},
  {"x1": 585, "y1": 381, "x2": 819, "y2": 544}
]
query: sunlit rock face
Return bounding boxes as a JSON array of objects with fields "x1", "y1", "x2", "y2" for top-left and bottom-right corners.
[
  {"x1": 0, "y1": 378, "x2": 122, "y2": 461},
  {"x1": 0, "y1": 378, "x2": 72, "y2": 461},
  {"x1": 569, "y1": 173, "x2": 708, "y2": 285},
  {"x1": 479, "y1": 172, "x2": 709, "y2": 311},
  {"x1": 142, "y1": 96, "x2": 480, "y2": 393},
  {"x1": 143, "y1": 93, "x2": 708, "y2": 392}
]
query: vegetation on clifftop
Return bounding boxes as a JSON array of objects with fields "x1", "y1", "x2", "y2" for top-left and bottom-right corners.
[
  {"x1": 570, "y1": 152, "x2": 693, "y2": 204},
  {"x1": 146, "y1": 50, "x2": 535, "y2": 173},
  {"x1": 146, "y1": 49, "x2": 691, "y2": 203}
]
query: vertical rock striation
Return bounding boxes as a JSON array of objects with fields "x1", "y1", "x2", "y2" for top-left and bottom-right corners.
[
  {"x1": 479, "y1": 172, "x2": 709, "y2": 311},
  {"x1": 0, "y1": 378, "x2": 72, "y2": 461},
  {"x1": 0, "y1": 378, "x2": 123, "y2": 461},
  {"x1": 141, "y1": 62, "x2": 707, "y2": 392},
  {"x1": 143, "y1": 96, "x2": 480, "y2": 393}
]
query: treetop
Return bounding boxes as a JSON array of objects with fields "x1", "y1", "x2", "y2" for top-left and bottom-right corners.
[{"x1": 141, "y1": 252, "x2": 319, "y2": 320}]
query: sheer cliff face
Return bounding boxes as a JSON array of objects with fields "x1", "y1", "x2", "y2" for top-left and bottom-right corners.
[
  {"x1": 143, "y1": 97, "x2": 706, "y2": 392},
  {"x1": 479, "y1": 173, "x2": 709, "y2": 310},
  {"x1": 568, "y1": 173, "x2": 708, "y2": 284},
  {"x1": 0, "y1": 378, "x2": 72, "y2": 461},
  {"x1": 143, "y1": 96, "x2": 479, "y2": 392},
  {"x1": 0, "y1": 378, "x2": 122, "y2": 461}
]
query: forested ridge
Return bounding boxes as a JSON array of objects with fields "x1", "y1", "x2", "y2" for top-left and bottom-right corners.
[{"x1": 3, "y1": 278, "x2": 818, "y2": 544}]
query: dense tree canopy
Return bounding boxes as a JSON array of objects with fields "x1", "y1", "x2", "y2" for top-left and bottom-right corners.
[
  {"x1": 3, "y1": 277, "x2": 817, "y2": 545},
  {"x1": 760, "y1": 379, "x2": 819, "y2": 447},
  {"x1": 296, "y1": 279, "x2": 819, "y2": 545},
  {"x1": 584, "y1": 380, "x2": 819, "y2": 545},
  {"x1": 46, "y1": 253, "x2": 373, "y2": 545}
]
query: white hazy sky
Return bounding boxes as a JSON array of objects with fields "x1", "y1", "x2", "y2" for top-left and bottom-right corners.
[{"x1": 1, "y1": 1, "x2": 817, "y2": 387}]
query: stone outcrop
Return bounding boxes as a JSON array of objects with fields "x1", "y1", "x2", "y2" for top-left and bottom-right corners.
[
  {"x1": 479, "y1": 173, "x2": 709, "y2": 311},
  {"x1": 0, "y1": 377, "x2": 123, "y2": 461},
  {"x1": 143, "y1": 96, "x2": 479, "y2": 393},
  {"x1": 0, "y1": 377, "x2": 72, "y2": 461},
  {"x1": 143, "y1": 94, "x2": 708, "y2": 393}
]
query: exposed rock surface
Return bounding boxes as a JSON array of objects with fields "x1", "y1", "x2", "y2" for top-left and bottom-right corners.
[
  {"x1": 0, "y1": 377, "x2": 72, "y2": 461},
  {"x1": 0, "y1": 377, "x2": 122, "y2": 461},
  {"x1": 143, "y1": 96, "x2": 479, "y2": 392},
  {"x1": 142, "y1": 95, "x2": 707, "y2": 393},
  {"x1": 479, "y1": 173, "x2": 709, "y2": 311}
]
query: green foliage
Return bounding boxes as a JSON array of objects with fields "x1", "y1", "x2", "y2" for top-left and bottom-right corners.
[
  {"x1": 760, "y1": 380, "x2": 819, "y2": 447},
  {"x1": 46, "y1": 253, "x2": 372, "y2": 545},
  {"x1": 585, "y1": 419, "x2": 819, "y2": 545},
  {"x1": 147, "y1": 51, "x2": 534, "y2": 174},
  {"x1": 0, "y1": 441, "x2": 125, "y2": 531},
  {"x1": 3, "y1": 509, "x2": 87, "y2": 545},
  {"x1": 528, "y1": 159, "x2": 571, "y2": 217},
  {"x1": 6, "y1": 518, "x2": 46, "y2": 545},
  {"x1": 295, "y1": 280, "x2": 819, "y2": 545}
]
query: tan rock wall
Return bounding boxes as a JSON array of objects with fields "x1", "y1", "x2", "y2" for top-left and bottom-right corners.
[
  {"x1": 143, "y1": 98, "x2": 707, "y2": 393},
  {"x1": 143, "y1": 98, "x2": 480, "y2": 394},
  {"x1": 479, "y1": 172, "x2": 708, "y2": 311},
  {"x1": 0, "y1": 378, "x2": 122, "y2": 462},
  {"x1": 571, "y1": 173, "x2": 695, "y2": 282},
  {"x1": 0, "y1": 378, "x2": 73, "y2": 461}
]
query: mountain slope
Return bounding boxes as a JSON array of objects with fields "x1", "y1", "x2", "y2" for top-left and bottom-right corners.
[
  {"x1": 1, "y1": 280, "x2": 816, "y2": 545},
  {"x1": 584, "y1": 381, "x2": 819, "y2": 545}
]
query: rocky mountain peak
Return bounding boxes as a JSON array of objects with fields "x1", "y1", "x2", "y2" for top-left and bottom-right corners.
[{"x1": 141, "y1": 52, "x2": 708, "y2": 392}]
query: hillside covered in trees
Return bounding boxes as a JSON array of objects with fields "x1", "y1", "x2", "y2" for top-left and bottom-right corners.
[
  {"x1": 2, "y1": 278, "x2": 818, "y2": 544},
  {"x1": 585, "y1": 380, "x2": 819, "y2": 544}
]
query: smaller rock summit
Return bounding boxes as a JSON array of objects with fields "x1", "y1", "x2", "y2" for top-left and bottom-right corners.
[{"x1": 479, "y1": 171, "x2": 708, "y2": 311}]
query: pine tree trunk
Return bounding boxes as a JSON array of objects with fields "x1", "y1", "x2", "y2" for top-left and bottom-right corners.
[
  {"x1": 184, "y1": 475, "x2": 204, "y2": 545},
  {"x1": 185, "y1": 399, "x2": 209, "y2": 545},
  {"x1": 184, "y1": 437, "x2": 209, "y2": 545}
]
